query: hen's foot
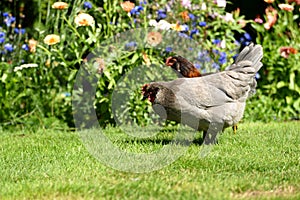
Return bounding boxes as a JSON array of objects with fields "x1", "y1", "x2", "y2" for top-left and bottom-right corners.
[{"x1": 232, "y1": 125, "x2": 238, "y2": 134}]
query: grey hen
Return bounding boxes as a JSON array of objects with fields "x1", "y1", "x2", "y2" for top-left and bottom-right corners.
[{"x1": 142, "y1": 44, "x2": 263, "y2": 144}]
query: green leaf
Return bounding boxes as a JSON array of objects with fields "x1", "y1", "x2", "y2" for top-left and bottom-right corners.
[
  {"x1": 1, "y1": 73, "x2": 8, "y2": 83},
  {"x1": 289, "y1": 72, "x2": 295, "y2": 90},
  {"x1": 285, "y1": 96, "x2": 293, "y2": 105},
  {"x1": 276, "y1": 81, "x2": 286, "y2": 89},
  {"x1": 107, "y1": 79, "x2": 116, "y2": 89},
  {"x1": 131, "y1": 53, "x2": 139, "y2": 64}
]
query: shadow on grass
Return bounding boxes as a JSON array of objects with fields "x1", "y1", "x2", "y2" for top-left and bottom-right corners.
[{"x1": 119, "y1": 131, "x2": 204, "y2": 146}]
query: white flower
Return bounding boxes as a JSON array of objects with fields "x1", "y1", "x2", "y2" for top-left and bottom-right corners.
[
  {"x1": 222, "y1": 13, "x2": 234, "y2": 22},
  {"x1": 220, "y1": 40, "x2": 226, "y2": 49},
  {"x1": 149, "y1": 19, "x2": 158, "y2": 27},
  {"x1": 52, "y1": 2, "x2": 68, "y2": 10},
  {"x1": 43, "y1": 34, "x2": 60, "y2": 45},
  {"x1": 278, "y1": 4, "x2": 294, "y2": 12},
  {"x1": 156, "y1": 20, "x2": 171, "y2": 30},
  {"x1": 215, "y1": 0, "x2": 226, "y2": 8},
  {"x1": 149, "y1": 19, "x2": 171, "y2": 30},
  {"x1": 74, "y1": 13, "x2": 95, "y2": 27},
  {"x1": 201, "y1": 3, "x2": 207, "y2": 10}
]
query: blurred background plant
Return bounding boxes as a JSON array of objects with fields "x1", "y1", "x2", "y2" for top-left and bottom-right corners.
[
  {"x1": 0, "y1": 0, "x2": 299, "y2": 130},
  {"x1": 249, "y1": 0, "x2": 300, "y2": 121}
]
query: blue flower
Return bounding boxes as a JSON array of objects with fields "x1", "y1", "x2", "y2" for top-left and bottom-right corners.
[
  {"x1": 139, "y1": 0, "x2": 147, "y2": 5},
  {"x1": 0, "y1": 32, "x2": 5, "y2": 39},
  {"x1": 22, "y1": 44, "x2": 29, "y2": 51},
  {"x1": 197, "y1": 50, "x2": 211, "y2": 62},
  {"x1": 232, "y1": 53, "x2": 238, "y2": 60},
  {"x1": 181, "y1": 24, "x2": 189, "y2": 32},
  {"x1": 212, "y1": 49, "x2": 219, "y2": 54},
  {"x1": 212, "y1": 39, "x2": 221, "y2": 45},
  {"x1": 0, "y1": 37, "x2": 5, "y2": 44},
  {"x1": 239, "y1": 33, "x2": 252, "y2": 46},
  {"x1": 157, "y1": 9, "x2": 167, "y2": 20},
  {"x1": 244, "y1": 41, "x2": 250, "y2": 46},
  {"x1": 125, "y1": 41, "x2": 137, "y2": 49},
  {"x1": 178, "y1": 32, "x2": 189, "y2": 39},
  {"x1": 165, "y1": 46, "x2": 172, "y2": 53},
  {"x1": 136, "y1": 6, "x2": 144, "y2": 12},
  {"x1": 194, "y1": 63, "x2": 201, "y2": 69},
  {"x1": 130, "y1": 6, "x2": 144, "y2": 15},
  {"x1": 212, "y1": 62, "x2": 220, "y2": 70},
  {"x1": 83, "y1": 2, "x2": 92, "y2": 9},
  {"x1": 4, "y1": 15, "x2": 16, "y2": 27},
  {"x1": 190, "y1": 28, "x2": 199, "y2": 38},
  {"x1": 218, "y1": 52, "x2": 227, "y2": 65},
  {"x1": 14, "y1": 28, "x2": 26, "y2": 34},
  {"x1": 243, "y1": 33, "x2": 252, "y2": 41},
  {"x1": 4, "y1": 43, "x2": 13, "y2": 52},
  {"x1": 199, "y1": 21, "x2": 207, "y2": 27},
  {"x1": 188, "y1": 13, "x2": 196, "y2": 21},
  {"x1": 3, "y1": 12, "x2": 9, "y2": 17}
]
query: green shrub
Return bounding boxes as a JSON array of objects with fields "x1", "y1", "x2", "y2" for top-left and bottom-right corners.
[{"x1": 252, "y1": 1, "x2": 300, "y2": 120}]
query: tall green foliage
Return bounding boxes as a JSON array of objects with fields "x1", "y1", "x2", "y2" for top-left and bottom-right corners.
[{"x1": 252, "y1": 2, "x2": 300, "y2": 120}]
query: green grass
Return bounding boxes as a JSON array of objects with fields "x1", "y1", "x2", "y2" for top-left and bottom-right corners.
[{"x1": 0, "y1": 121, "x2": 300, "y2": 199}]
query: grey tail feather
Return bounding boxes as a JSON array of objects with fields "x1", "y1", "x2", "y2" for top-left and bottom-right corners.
[
  {"x1": 227, "y1": 43, "x2": 263, "y2": 97},
  {"x1": 234, "y1": 43, "x2": 263, "y2": 73}
]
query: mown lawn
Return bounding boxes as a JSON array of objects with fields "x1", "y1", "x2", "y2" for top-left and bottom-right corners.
[{"x1": 0, "y1": 121, "x2": 299, "y2": 199}]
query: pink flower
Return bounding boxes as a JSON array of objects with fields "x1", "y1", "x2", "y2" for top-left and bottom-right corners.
[
  {"x1": 278, "y1": 4, "x2": 294, "y2": 12},
  {"x1": 181, "y1": 0, "x2": 191, "y2": 8},
  {"x1": 238, "y1": 19, "x2": 247, "y2": 28},
  {"x1": 288, "y1": 0, "x2": 300, "y2": 5},
  {"x1": 254, "y1": 15, "x2": 263, "y2": 24},
  {"x1": 264, "y1": 6, "x2": 277, "y2": 30},
  {"x1": 279, "y1": 47, "x2": 297, "y2": 58}
]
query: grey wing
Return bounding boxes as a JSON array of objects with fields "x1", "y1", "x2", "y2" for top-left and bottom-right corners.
[{"x1": 165, "y1": 76, "x2": 237, "y2": 109}]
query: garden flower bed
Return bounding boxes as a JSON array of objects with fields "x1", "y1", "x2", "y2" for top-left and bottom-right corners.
[{"x1": 0, "y1": 0, "x2": 299, "y2": 127}]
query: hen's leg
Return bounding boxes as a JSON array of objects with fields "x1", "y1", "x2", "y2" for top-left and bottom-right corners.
[
  {"x1": 202, "y1": 131, "x2": 207, "y2": 144},
  {"x1": 203, "y1": 122, "x2": 223, "y2": 145},
  {"x1": 232, "y1": 125, "x2": 238, "y2": 134}
]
